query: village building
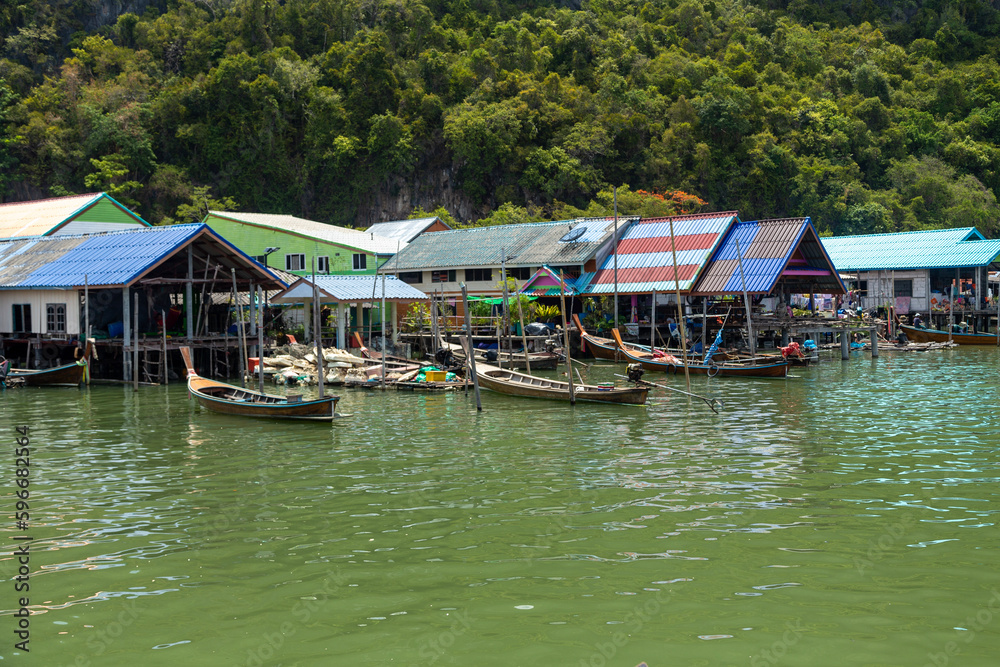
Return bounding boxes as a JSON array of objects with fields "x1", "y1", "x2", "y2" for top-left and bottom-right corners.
[
  {"x1": 0, "y1": 223, "x2": 283, "y2": 380},
  {"x1": 202, "y1": 211, "x2": 399, "y2": 276},
  {"x1": 0, "y1": 192, "x2": 150, "y2": 240},
  {"x1": 381, "y1": 217, "x2": 637, "y2": 305},
  {"x1": 365, "y1": 216, "x2": 451, "y2": 246},
  {"x1": 821, "y1": 228, "x2": 1000, "y2": 328}
]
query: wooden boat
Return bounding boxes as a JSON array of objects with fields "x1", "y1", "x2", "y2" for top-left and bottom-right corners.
[
  {"x1": 181, "y1": 347, "x2": 339, "y2": 421},
  {"x1": 574, "y1": 315, "x2": 622, "y2": 360},
  {"x1": 7, "y1": 340, "x2": 92, "y2": 387},
  {"x1": 899, "y1": 324, "x2": 998, "y2": 346},
  {"x1": 610, "y1": 329, "x2": 789, "y2": 378},
  {"x1": 474, "y1": 362, "x2": 649, "y2": 405}
]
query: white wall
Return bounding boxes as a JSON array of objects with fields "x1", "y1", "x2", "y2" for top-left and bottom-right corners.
[
  {"x1": 859, "y1": 269, "x2": 929, "y2": 313},
  {"x1": 0, "y1": 289, "x2": 81, "y2": 336}
]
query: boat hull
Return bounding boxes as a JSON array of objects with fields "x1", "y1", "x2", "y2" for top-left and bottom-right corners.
[
  {"x1": 900, "y1": 324, "x2": 997, "y2": 345},
  {"x1": 581, "y1": 332, "x2": 622, "y2": 360},
  {"x1": 188, "y1": 376, "x2": 339, "y2": 420},
  {"x1": 609, "y1": 329, "x2": 788, "y2": 377},
  {"x1": 475, "y1": 363, "x2": 648, "y2": 405},
  {"x1": 8, "y1": 361, "x2": 86, "y2": 387}
]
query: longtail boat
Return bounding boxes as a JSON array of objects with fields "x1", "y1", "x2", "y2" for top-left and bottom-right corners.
[
  {"x1": 7, "y1": 340, "x2": 93, "y2": 387},
  {"x1": 573, "y1": 314, "x2": 622, "y2": 360},
  {"x1": 899, "y1": 324, "x2": 998, "y2": 346},
  {"x1": 474, "y1": 362, "x2": 648, "y2": 405},
  {"x1": 181, "y1": 347, "x2": 340, "y2": 421},
  {"x1": 610, "y1": 329, "x2": 789, "y2": 378}
]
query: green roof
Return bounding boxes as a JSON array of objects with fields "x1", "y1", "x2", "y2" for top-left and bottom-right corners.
[{"x1": 821, "y1": 228, "x2": 1000, "y2": 271}]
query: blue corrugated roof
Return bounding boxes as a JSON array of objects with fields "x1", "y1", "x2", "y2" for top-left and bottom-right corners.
[
  {"x1": 822, "y1": 227, "x2": 998, "y2": 270},
  {"x1": 0, "y1": 223, "x2": 283, "y2": 289}
]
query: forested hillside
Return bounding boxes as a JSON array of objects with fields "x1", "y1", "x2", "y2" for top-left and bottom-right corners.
[{"x1": 1, "y1": 0, "x2": 999, "y2": 234}]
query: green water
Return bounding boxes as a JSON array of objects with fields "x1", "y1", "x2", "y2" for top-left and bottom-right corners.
[{"x1": 2, "y1": 350, "x2": 1000, "y2": 666}]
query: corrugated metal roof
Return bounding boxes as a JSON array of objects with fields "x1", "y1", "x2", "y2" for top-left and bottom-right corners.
[
  {"x1": 0, "y1": 224, "x2": 283, "y2": 289},
  {"x1": 272, "y1": 274, "x2": 429, "y2": 302},
  {"x1": 693, "y1": 218, "x2": 845, "y2": 295},
  {"x1": 582, "y1": 212, "x2": 738, "y2": 294},
  {"x1": 208, "y1": 211, "x2": 401, "y2": 255},
  {"x1": 822, "y1": 227, "x2": 997, "y2": 270},
  {"x1": 0, "y1": 193, "x2": 106, "y2": 239},
  {"x1": 382, "y1": 218, "x2": 631, "y2": 272},
  {"x1": 365, "y1": 217, "x2": 446, "y2": 245}
]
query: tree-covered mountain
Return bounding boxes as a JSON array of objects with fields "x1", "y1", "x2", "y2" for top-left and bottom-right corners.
[{"x1": 1, "y1": 0, "x2": 999, "y2": 235}]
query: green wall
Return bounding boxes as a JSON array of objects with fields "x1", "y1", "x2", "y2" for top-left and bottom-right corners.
[
  {"x1": 75, "y1": 196, "x2": 148, "y2": 225},
  {"x1": 204, "y1": 215, "x2": 378, "y2": 275}
]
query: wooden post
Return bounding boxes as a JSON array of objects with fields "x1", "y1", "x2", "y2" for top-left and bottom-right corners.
[
  {"x1": 84, "y1": 274, "x2": 89, "y2": 342},
  {"x1": 162, "y1": 310, "x2": 168, "y2": 384},
  {"x1": 461, "y1": 284, "x2": 482, "y2": 411},
  {"x1": 186, "y1": 245, "x2": 194, "y2": 339},
  {"x1": 650, "y1": 291, "x2": 656, "y2": 349},
  {"x1": 667, "y1": 217, "x2": 691, "y2": 391},
  {"x1": 949, "y1": 276, "x2": 954, "y2": 344},
  {"x1": 231, "y1": 269, "x2": 246, "y2": 387},
  {"x1": 381, "y1": 272, "x2": 387, "y2": 389},
  {"x1": 133, "y1": 291, "x2": 139, "y2": 391},
  {"x1": 313, "y1": 260, "x2": 324, "y2": 398},
  {"x1": 194, "y1": 256, "x2": 211, "y2": 336},
  {"x1": 122, "y1": 287, "x2": 130, "y2": 381},
  {"x1": 516, "y1": 290, "x2": 531, "y2": 375},
  {"x1": 559, "y1": 271, "x2": 575, "y2": 405},
  {"x1": 870, "y1": 328, "x2": 879, "y2": 357},
  {"x1": 701, "y1": 298, "x2": 707, "y2": 355},
  {"x1": 613, "y1": 186, "x2": 619, "y2": 331},
  {"x1": 257, "y1": 288, "x2": 265, "y2": 394},
  {"x1": 841, "y1": 330, "x2": 849, "y2": 360}
]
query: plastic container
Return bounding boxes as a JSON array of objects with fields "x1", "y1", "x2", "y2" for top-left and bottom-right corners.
[
  {"x1": 108, "y1": 321, "x2": 124, "y2": 338},
  {"x1": 424, "y1": 370, "x2": 446, "y2": 382},
  {"x1": 248, "y1": 357, "x2": 260, "y2": 374}
]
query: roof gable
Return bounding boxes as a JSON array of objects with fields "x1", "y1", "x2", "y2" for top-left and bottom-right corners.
[
  {"x1": 0, "y1": 193, "x2": 150, "y2": 239},
  {"x1": 365, "y1": 217, "x2": 450, "y2": 245},
  {"x1": 206, "y1": 211, "x2": 401, "y2": 255},
  {"x1": 692, "y1": 218, "x2": 845, "y2": 295}
]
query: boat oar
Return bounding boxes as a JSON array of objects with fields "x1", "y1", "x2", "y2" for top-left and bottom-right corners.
[{"x1": 615, "y1": 373, "x2": 723, "y2": 414}]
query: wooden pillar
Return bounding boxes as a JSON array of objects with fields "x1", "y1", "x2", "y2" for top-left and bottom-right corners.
[
  {"x1": 870, "y1": 328, "x2": 879, "y2": 357},
  {"x1": 304, "y1": 298, "x2": 312, "y2": 342},
  {"x1": 355, "y1": 303, "x2": 363, "y2": 344},
  {"x1": 841, "y1": 330, "x2": 849, "y2": 360},
  {"x1": 391, "y1": 302, "x2": 400, "y2": 343},
  {"x1": 122, "y1": 287, "x2": 131, "y2": 380},
  {"x1": 186, "y1": 245, "x2": 194, "y2": 339}
]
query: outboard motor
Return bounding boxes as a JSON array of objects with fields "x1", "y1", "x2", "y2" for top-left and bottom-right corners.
[
  {"x1": 484, "y1": 349, "x2": 499, "y2": 363},
  {"x1": 626, "y1": 363, "x2": 645, "y2": 384},
  {"x1": 434, "y1": 348, "x2": 455, "y2": 368}
]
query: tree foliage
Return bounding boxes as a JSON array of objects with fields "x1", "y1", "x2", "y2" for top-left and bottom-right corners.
[{"x1": 1, "y1": 0, "x2": 999, "y2": 236}]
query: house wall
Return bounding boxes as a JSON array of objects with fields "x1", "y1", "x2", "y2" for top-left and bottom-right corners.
[
  {"x1": 204, "y1": 216, "x2": 378, "y2": 276},
  {"x1": 0, "y1": 289, "x2": 81, "y2": 336},
  {"x1": 858, "y1": 269, "x2": 930, "y2": 313},
  {"x1": 398, "y1": 267, "x2": 538, "y2": 297}
]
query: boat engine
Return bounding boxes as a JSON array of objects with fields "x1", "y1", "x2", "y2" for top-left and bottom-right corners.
[
  {"x1": 434, "y1": 347, "x2": 455, "y2": 368},
  {"x1": 626, "y1": 363, "x2": 645, "y2": 384}
]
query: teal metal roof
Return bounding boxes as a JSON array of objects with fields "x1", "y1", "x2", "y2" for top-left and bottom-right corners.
[{"x1": 821, "y1": 228, "x2": 998, "y2": 271}]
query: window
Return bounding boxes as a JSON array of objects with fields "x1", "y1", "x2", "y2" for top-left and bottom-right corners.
[
  {"x1": 12, "y1": 304, "x2": 31, "y2": 333},
  {"x1": 399, "y1": 271, "x2": 423, "y2": 284},
  {"x1": 507, "y1": 267, "x2": 531, "y2": 280},
  {"x1": 285, "y1": 254, "x2": 305, "y2": 271},
  {"x1": 466, "y1": 268, "x2": 492, "y2": 282},
  {"x1": 857, "y1": 280, "x2": 868, "y2": 296},
  {"x1": 431, "y1": 270, "x2": 456, "y2": 283},
  {"x1": 47, "y1": 304, "x2": 66, "y2": 333},
  {"x1": 894, "y1": 279, "x2": 913, "y2": 298},
  {"x1": 317, "y1": 256, "x2": 330, "y2": 274},
  {"x1": 352, "y1": 254, "x2": 368, "y2": 271}
]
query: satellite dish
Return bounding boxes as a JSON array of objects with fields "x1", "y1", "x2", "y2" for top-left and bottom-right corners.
[{"x1": 559, "y1": 227, "x2": 586, "y2": 243}]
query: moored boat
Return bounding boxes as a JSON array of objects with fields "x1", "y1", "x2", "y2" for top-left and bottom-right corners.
[
  {"x1": 610, "y1": 329, "x2": 789, "y2": 378},
  {"x1": 899, "y1": 324, "x2": 998, "y2": 346},
  {"x1": 474, "y1": 362, "x2": 648, "y2": 405},
  {"x1": 181, "y1": 347, "x2": 340, "y2": 421},
  {"x1": 7, "y1": 340, "x2": 93, "y2": 387}
]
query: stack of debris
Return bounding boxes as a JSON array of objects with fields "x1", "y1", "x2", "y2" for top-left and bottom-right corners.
[{"x1": 260, "y1": 343, "x2": 368, "y2": 386}]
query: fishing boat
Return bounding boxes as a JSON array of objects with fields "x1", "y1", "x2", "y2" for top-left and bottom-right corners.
[
  {"x1": 899, "y1": 324, "x2": 998, "y2": 346},
  {"x1": 7, "y1": 340, "x2": 93, "y2": 387},
  {"x1": 610, "y1": 330, "x2": 789, "y2": 378},
  {"x1": 474, "y1": 362, "x2": 649, "y2": 405},
  {"x1": 181, "y1": 347, "x2": 340, "y2": 421},
  {"x1": 573, "y1": 315, "x2": 622, "y2": 360}
]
